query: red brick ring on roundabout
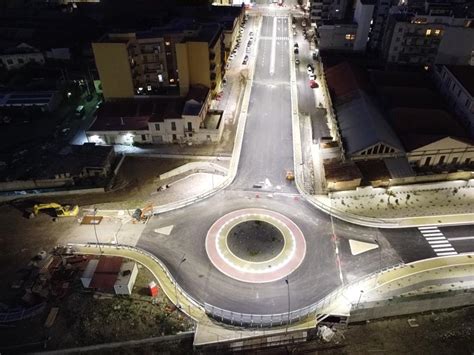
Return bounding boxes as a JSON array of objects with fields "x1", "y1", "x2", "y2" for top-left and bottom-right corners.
[{"x1": 205, "y1": 208, "x2": 306, "y2": 283}]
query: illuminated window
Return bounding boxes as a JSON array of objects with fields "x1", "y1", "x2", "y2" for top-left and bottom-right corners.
[
  {"x1": 165, "y1": 41, "x2": 170, "y2": 46},
  {"x1": 435, "y1": 29, "x2": 441, "y2": 35},
  {"x1": 345, "y1": 34, "x2": 355, "y2": 40},
  {"x1": 425, "y1": 29, "x2": 431, "y2": 36}
]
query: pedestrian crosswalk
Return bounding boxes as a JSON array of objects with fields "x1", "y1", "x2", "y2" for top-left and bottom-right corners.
[{"x1": 418, "y1": 226, "x2": 458, "y2": 256}]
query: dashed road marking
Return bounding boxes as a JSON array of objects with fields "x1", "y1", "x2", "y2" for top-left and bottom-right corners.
[{"x1": 418, "y1": 227, "x2": 458, "y2": 257}]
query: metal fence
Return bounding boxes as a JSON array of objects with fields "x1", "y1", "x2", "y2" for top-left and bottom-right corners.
[{"x1": 0, "y1": 302, "x2": 46, "y2": 323}]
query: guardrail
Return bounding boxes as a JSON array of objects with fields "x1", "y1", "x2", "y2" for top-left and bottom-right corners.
[{"x1": 204, "y1": 263, "x2": 405, "y2": 328}]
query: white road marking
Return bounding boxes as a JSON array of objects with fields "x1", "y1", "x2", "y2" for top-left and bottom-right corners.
[
  {"x1": 433, "y1": 247, "x2": 455, "y2": 252},
  {"x1": 430, "y1": 243, "x2": 452, "y2": 248},
  {"x1": 448, "y1": 236, "x2": 474, "y2": 241},
  {"x1": 418, "y1": 227, "x2": 458, "y2": 256},
  {"x1": 270, "y1": 17, "x2": 277, "y2": 75}
]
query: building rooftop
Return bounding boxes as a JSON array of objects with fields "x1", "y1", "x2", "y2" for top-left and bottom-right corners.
[
  {"x1": 325, "y1": 62, "x2": 404, "y2": 155},
  {"x1": 355, "y1": 159, "x2": 391, "y2": 183},
  {"x1": 445, "y1": 65, "x2": 474, "y2": 97},
  {"x1": 389, "y1": 107, "x2": 468, "y2": 150},
  {"x1": 324, "y1": 160, "x2": 362, "y2": 182}
]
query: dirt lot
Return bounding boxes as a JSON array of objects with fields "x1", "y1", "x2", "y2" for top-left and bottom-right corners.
[
  {"x1": 0, "y1": 260, "x2": 194, "y2": 353},
  {"x1": 14, "y1": 156, "x2": 192, "y2": 210}
]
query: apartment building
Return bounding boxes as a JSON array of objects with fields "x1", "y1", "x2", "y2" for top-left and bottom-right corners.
[
  {"x1": 310, "y1": 0, "x2": 351, "y2": 27},
  {"x1": 367, "y1": 0, "x2": 398, "y2": 52},
  {"x1": 381, "y1": 5, "x2": 474, "y2": 65},
  {"x1": 92, "y1": 23, "x2": 225, "y2": 99},
  {"x1": 317, "y1": 0, "x2": 375, "y2": 51}
]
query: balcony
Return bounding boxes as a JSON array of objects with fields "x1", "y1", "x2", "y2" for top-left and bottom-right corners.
[
  {"x1": 209, "y1": 52, "x2": 216, "y2": 61},
  {"x1": 210, "y1": 63, "x2": 216, "y2": 72},
  {"x1": 210, "y1": 73, "x2": 217, "y2": 81}
]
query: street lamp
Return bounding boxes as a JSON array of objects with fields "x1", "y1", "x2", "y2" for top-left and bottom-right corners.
[
  {"x1": 175, "y1": 254, "x2": 187, "y2": 308},
  {"x1": 93, "y1": 207, "x2": 103, "y2": 254},
  {"x1": 285, "y1": 277, "x2": 290, "y2": 333}
]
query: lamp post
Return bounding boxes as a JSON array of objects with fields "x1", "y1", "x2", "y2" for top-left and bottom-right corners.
[
  {"x1": 93, "y1": 207, "x2": 103, "y2": 254},
  {"x1": 175, "y1": 254, "x2": 186, "y2": 308},
  {"x1": 285, "y1": 277, "x2": 290, "y2": 333}
]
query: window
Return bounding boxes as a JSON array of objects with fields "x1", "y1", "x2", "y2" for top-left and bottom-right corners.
[
  {"x1": 465, "y1": 158, "x2": 471, "y2": 165},
  {"x1": 172, "y1": 134, "x2": 177, "y2": 141},
  {"x1": 396, "y1": 37, "x2": 400, "y2": 42},
  {"x1": 439, "y1": 155, "x2": 445, "y2": 164},
  {"x1": 155, "y1": 123, "x2": 160, "y2": 131},
  {"x1": 171, "y1": 122, "x2": 176, "y2": 131},
  {"x1": 466, "y1": 99, "x2": 471, "y2": 107},
  {"x1": 17, "y1": 58, "x2": 24, "y2": 64},
  {"x1": 187, "y1": 122, "x2": 192, "y2": 131},
  {"x1": 345, "y1": 34, "x2": 355, "y2": 40},
  {"x1": 452, "y1": 82, "x2": 456, "y2": 91},
  {"x1": 452, "y1": 157, "x2": 458, "y2": 165},
  {"x1": 457, "y1": 89, "x2": 461, "y2": 98},
  {"x1": 6, "y1": 59, "x2": 13, "y2": 64},
  {"x1": 141, "y1": 134, "x2": 147, "y2": 141},
  {"x1": 434, "y1": 29, "x2": 441, "y2": 35},
  {"x1": 425, "y1": 29, "x2": 431, "y2": 36},
  {"x1": 393, "y1": 46, "x2": 398, "y2": 51},
  {"x1": 398, "y1": 27, "x2": 403, "y2": 33},
  {"x1": 424, "y1": 157, "x2": 431, "y2": 166}
]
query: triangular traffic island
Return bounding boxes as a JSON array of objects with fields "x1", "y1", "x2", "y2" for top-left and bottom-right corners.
[
  {"x1": 154, "y1": 225, "x2": 174, "y2": 236},
  {"x1": 349, "y1": 239, "x2": 379, "y2": 256}
]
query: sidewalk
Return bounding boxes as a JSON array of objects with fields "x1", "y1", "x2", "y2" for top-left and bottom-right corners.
[{"x1": 308, "y1": 180, "x2": 474, "y2": 228}]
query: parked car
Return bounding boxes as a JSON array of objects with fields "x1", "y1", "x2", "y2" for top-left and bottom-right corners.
[
  {"x1": 309, "y1": 80, "x2": 319, "y2": 89},
  {"x1": 294, "y1": 48, "x2": 299, "y2": 54},
  {"x1": 75, "y1": 105, "x2": 85, "y2": 118},
  {"x1": 242, "y1": 55, "x2": 249, "y2": 65},
  {"x1": 294, "y1": 42, "x2": 299, "y2": 48},
  {"x1": 309, "y1": 73, "x2": 316, "y2": 81},
  {"x1": 295, "y1": 58, "x2": 300, "y2": 65}
]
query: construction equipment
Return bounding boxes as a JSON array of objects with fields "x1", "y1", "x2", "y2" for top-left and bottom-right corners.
[
  {"x1": 132, "y1": 203, "x2": 154, "y2": 222},
  {"x1": 31, "y1": 203, "x2": 79, "y2": 218}
]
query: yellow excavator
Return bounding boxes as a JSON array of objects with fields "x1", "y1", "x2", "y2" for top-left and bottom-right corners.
[{"x1": 31, "y1": 203, "x2": 79, "y2": 218}]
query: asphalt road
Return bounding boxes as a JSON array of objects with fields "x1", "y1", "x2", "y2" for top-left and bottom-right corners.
[
  {"x1": 135, "y1": 9, "x2": 474, "y2": 316},
  {"x1": 232, "y1": 16, "x2": 295, "y2": 193}
]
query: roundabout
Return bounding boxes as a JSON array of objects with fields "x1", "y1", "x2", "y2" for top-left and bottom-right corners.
[{"x1": 205, "y1": 208, "x2": 306, "y2": 283}]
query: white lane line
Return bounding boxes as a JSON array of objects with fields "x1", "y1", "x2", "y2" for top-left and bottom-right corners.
[
  {"x1": 433, "y1": 247, "x2": 455, "y2": 252},
  {"x1": 269, "y1": 17, "x2": 277, "y2": 75},
  {"x1": 447, "y1": 236, "x2": 474, "y2": 241},
  {"x1": 436, "y1": 252, "x2": 458, "y2": 256},
  {"x1": 428, "y1": 240, "x2": 451, "y2": 245},
  {"x1": 418, "y1": 226, "x2": 439, "y2": 230},
  {"x1": 421, "y1": 232, "x2": 444, "y2": 236},
  {"x1": 425, "y1": 237, "x2": 447, "y2": 240}
]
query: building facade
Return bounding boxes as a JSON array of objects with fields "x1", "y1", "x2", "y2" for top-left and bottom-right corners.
[
  {"x1": 0, "y1": 43, "x2": 45, "y2": 71},
  {"x1": 381, "y1": 9, "x2": 474, "y2": 65},
  {"x1": 92, "y1": 24, "x2": 225, "y2": 99},
  {"x1": 433, "y1": 65, "x2": 474, "y2": 135},
  {"x1": 87, "y1": 85, "x2": 225, "y2": 145}
]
